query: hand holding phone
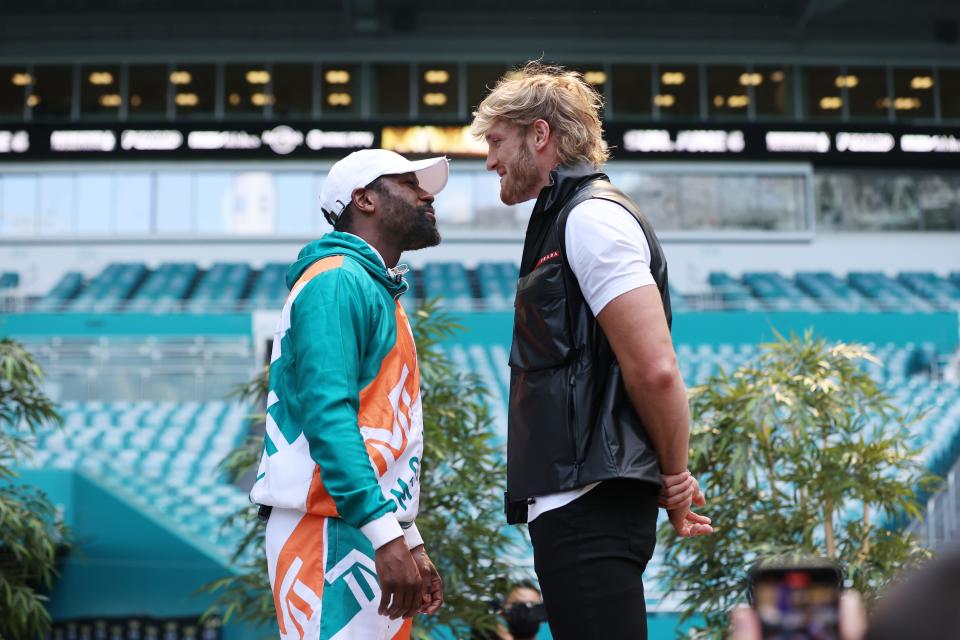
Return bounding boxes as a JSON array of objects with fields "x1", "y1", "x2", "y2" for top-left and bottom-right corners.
[{"x1": 749, "y1": 562, "x2": 842, "y2": 640}]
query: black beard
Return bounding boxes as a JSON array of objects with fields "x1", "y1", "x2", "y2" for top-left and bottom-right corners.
[{"x1": 382, "y1": 199, "x2": 441, "y2": 251}]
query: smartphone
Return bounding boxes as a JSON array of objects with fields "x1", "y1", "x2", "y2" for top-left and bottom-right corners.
[{"x1": 749, "y1": 564, "x2": 842, "y2": 640}]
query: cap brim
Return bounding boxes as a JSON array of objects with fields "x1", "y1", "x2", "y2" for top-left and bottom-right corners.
[{"x1": 406, "y1": 156, "x2": 449, "y2": 196}]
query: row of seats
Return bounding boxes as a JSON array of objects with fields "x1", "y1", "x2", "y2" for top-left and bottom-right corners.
[
  {"x1": 24, "y1": 263, "x2": 960, "y2": 312},
  {"x1": 714, "y1": 271, "x2": 960, "y2": 311},
  {"x1": 23, "y1": 401, "x2": 253, "y2": 564}
]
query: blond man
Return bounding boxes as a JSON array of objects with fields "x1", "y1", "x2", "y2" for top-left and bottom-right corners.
[{"x1": 471, "y1": 62, "x2": 712, "y2": 639}]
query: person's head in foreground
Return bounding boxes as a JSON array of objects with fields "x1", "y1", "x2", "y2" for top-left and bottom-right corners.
[
  {"x1": 320, "y1": 149, "x2": 447, "y2": 265},
  {"x1": 470, "y1": 61, "x2": 609, "y2": 206}
]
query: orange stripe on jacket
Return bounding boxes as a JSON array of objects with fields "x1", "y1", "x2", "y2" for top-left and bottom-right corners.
[
  {"x1": 273, "y1": 514, "x2": 327, "y2": 638},
  {"x1": 287, "y1": 255, "x2": 345, "y2": 303},
  {"x1": 358, "y1": 303, "x2": 420, "y2": 476},
  {"x1": 306, "y1": 466, "x2": 339, "y2": 517},
  {"x1": 392, "y1": 618, "x2": 413, "y2": 640}
]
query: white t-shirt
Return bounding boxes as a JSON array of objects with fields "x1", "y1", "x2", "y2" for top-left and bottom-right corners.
[{"x1": 526, "y1": 198, "x2": 656, "y2": 522}]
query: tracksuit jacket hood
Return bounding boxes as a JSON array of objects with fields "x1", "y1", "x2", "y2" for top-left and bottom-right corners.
[{"x1": 286, "y1": 232, "x2": 409, "y2": 299}]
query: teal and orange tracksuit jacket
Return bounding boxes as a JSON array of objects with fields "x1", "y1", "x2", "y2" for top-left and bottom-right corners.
[{"x1": 250, "y1": 230, "x2": 424, "y2": 552}]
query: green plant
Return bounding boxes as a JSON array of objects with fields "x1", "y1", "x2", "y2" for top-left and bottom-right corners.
[
  {"x1": 659, "y1": 333, "x2": 938, "y2": 639},
  {"x1": 203, "y1": 300, "x2": 522, "y2": 637},
  {"x1": 0, "y1": 338, "x2": 68, "y2": 639}
]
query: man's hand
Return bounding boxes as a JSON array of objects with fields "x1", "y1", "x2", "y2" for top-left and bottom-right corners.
[
  {"x1": 667, "y1": 506, "x2": 713, "y2": 538},
  {"x1": 374, "y1": 537, "x2": 423, "y2": 620},
  {"x1": 410, "y1": 545, "x2": 444, "y2": 615},
  {"x1": 659, "y1": 470, "x2": 706, "y2": 511}
]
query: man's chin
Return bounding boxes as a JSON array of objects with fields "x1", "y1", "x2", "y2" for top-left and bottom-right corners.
[{"x1": 403, "y1": 229, "x2": 441, "y2": 251}]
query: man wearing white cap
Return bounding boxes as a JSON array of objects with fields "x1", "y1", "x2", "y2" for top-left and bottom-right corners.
[{"x1": 250, "y1": 149, "x2": 449, "y2": 640}]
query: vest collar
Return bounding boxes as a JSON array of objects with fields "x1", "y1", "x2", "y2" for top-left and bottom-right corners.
[{"x1": 533, "y1": 163, "x2": 607, "y2": 217}]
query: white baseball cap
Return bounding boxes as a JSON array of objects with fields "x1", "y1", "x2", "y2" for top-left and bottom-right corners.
[{"x1": 320, "y1": 149, "x2": 449, "y2": 226}]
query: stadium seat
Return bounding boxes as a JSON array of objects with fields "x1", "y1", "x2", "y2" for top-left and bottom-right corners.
[
  {"x1": 706, "y1": 272, "x2": 761, "y2": 310},
  {"x1": 31, "y1": 272, "x2": 85, "y2": 312},
  {"x1": 476, "y1": 262, "x2": 519, "y2": 309},
  {"x1": 127, "y1": 262, "x2": 199, "y2": 312},
  {"x1": 898, "y1": 272, "x2": 960, "y2": 306},
  {"x1": 244, "y1": 263, "x2": 288, "y2": 311},
  {"x1": 186, "y1": 263, "x2": 253, "y2": 313},
  {"x1": 68, "y1": 263, "x2": 149, "y2": 313},
  {"x1": 741, "y1": 272, "x2": 820, "y2": 311},
  {"x1": 848, "y1": 272, "x2": 933, "y2": 311},
  {"x1": 23, "y1": 401, "x2": 252, "y2": 562},
  {"x1": 422, "y1": 262, "x2": 473, "y2": 309}
]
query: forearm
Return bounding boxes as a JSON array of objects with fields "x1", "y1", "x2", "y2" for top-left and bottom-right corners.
[{"x1": 622, "y1": 365, "x2": 691, "y2": 475}]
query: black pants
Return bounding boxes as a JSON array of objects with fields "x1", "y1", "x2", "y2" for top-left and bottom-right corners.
[{"x1": 528, "y1": 479, "x2": 659, "y2": 640}]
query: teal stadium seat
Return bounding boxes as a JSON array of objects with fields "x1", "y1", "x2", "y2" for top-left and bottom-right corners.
[
  {"x1": 127, "y1": 262, "x2": 199, "y2": 313},
  {"x1": 848, "y1": 272, "x2": 932, "y2": 311},
  {"x1": 422, "y1": 262, "x2": 472, "y2": 309},
  {"x1": 707, "y1": 272, "x2": 761, "y2": 310},
  {"x1": 794, "y1": 272, "x2": 873, "y2": 311},
  {"x1": 476, "y1": 262, "x2": 519, "y2": 309},
  {"x1": 742, "y1": 272, "x2": 820, "y2": 311},
  {"x1": 68, "y1": 263, "x2": 149, "y2": 313},
  {"x1": 31, "y1": 272, "x2": 84, "y2": 312},
  {"x1": 245, "y1": 263, "x2": 288, "y2": 311},
  {"x1": 23, "y1": 401, "x2": 253, "y2": 562},
  {"x1": 898, "y1": 272, "x2": 960, "y2": 307},
  {"x1": 187, "y1": 263, "x2": 252, "y2": 313}
]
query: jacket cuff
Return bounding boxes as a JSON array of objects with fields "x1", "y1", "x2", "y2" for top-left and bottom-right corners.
[
  {"x1": 402, "y1": 522, "x2": 424, "y2": 549},
  {"x1": 360, "y1": 513, "x2": 404, "y2": 550}
]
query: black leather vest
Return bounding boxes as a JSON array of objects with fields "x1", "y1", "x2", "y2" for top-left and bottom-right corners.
[{"x1": 506, "y1": 166, "x2": 672, "y2": 524}]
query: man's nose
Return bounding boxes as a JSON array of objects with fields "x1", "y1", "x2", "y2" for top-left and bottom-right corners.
[
  {"x1": 420, "y1": 190, "x2": 435, "y2": 204},
  {"x1": 485, "y1": 152, "x2": 497, "y2": 172}
]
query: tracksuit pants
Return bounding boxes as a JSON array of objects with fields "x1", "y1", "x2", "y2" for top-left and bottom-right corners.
[{"x1": 265, "y1": 507, "x2": 413, "y2": 640}]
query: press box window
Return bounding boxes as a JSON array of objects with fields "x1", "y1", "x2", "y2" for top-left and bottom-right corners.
[
  {"x1": 754, "y1": 66, "x2": 793, "y2": 118},
  {"x1": 418, "y1": 64, "x2": 457, "y2": 116},
  {"x1": 707, "y1": 65, "x2": 750, "y2": 118},
  {"x1": 272, "y1": 64, "x2": 313, "y2": 118},
  {"x1": 128, "y1": 65, "x2": 167, "y2": 118},
  {"x1": 80, "y1": 65, "x2": 121, "y2": 117},
  {"x1": 656, "y1": 65, "x2": 699, "y2": 118},
  {"x1": 30, "y1": 65, "x2": 73, "y2": 120},
  {"x1": 941, "y1": 68, "x2": 960, "y2": 120},
  {"x1": 611, "y1": 65, "x2": 651, "y2": 116},
  {"x1": 225, "y1": 64, "x2": 270, "y2": 117},
  {"x1": 802, "y1": 66, "x2": 844, "y2": 119},
  {"x1": 891, "y1": 68, "x2": 935, "y2": 120},
  {"x1": 0, "y1": 66, "x2": 29, "y2": 118},
  {"x1": 467, "y1": 64, "x2": 506, "y2": 115},
  {"x1": 322, "y1": 65, "x2": 359, "y2": 115},
  {"x1": 374, "y1": 64, "x2": 410, "y2": 117},
  {"x1": 170, "y1": 64, "x2": 215, "y2": 118},
  {"x1": 845, "y1": 67, "x2": 889, "y2": 120}
]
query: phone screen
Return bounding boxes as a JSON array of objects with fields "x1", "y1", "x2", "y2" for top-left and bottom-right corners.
[{"x1": 753, "y1": 567, "x2": 840, "y2": 640}]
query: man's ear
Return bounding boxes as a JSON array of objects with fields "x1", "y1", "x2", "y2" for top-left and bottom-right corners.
[
  {"x1": 351, "y1": 187, "x2": 378, "y2": 215},
  {"x1": 531, "y1": 119, "x2": 551, "y2": 152}
]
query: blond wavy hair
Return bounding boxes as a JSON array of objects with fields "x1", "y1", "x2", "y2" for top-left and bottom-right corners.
[{"x1": 470, "y1": 61, "x2": 609, "y2": 169}]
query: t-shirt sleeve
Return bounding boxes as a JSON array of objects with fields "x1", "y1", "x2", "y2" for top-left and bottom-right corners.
[{"x1": 564, "y1": 198, "x2": 656, "y2": 317}]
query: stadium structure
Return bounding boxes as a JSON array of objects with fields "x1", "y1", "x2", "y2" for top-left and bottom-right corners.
[{"x1": 1, "y1": 0, "x2": 960, "y2": 638}]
